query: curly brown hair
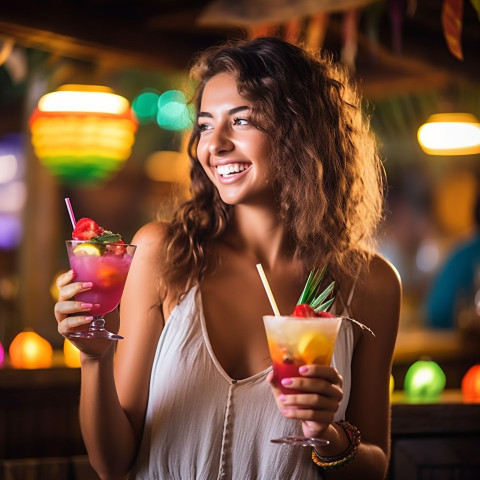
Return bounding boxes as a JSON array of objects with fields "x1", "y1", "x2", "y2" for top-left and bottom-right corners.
[{"x1": 160, "y1": 37, "x2": 385, "y2": 294}]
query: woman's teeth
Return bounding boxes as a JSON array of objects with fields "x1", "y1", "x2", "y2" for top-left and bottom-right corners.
[{"x1": 217, "y1": 163, "x2": 249, "y2": 177}]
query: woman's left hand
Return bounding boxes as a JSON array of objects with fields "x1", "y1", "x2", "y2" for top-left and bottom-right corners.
[{"x1": 267, "y1": 364, "x2": 343, "y2": 438}]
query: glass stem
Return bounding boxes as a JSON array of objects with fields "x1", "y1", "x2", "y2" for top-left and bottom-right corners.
[{"x1": 90, "y1": 316, "x2": 105, "y2": 331}]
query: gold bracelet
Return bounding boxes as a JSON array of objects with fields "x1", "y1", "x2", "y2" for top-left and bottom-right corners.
[{"x1": 311, "y1": 421, "x2": 361, "y2": 470}]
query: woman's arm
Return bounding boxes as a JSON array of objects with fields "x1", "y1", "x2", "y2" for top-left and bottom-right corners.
[
  {"x1": 56, "y1": 222, "x2": 166, "y2": 479},
  {"x1": 322, "y1": 254, "x2": 401, "y2": 479}
]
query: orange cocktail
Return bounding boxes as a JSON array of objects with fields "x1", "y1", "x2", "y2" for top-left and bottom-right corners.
[{"x1": 263, "y1": 315, "x2": 342, "y2": 394}]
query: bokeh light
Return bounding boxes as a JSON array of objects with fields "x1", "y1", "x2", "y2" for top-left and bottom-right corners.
[
  {"x1": 64, "y1": 339, "x2": 81, "y2": 368},
  {"x1": 132, "y1": 89, "x2": 160, "y2": 123},
  {"x1": 461, "y1": 364, "x2": 480, "y2": 403},
  {"x1": 157, "y1": 90, "x2": 194, "y2": 131},
  {"x1": 9, "y1": 331, "x2": 53, "y2": 369},
  {"x1": 0, "y1": 133, "x2": 25, "y2": 249},
  {"x1": 404, "y1": 359, "x2": 446, "y2": 402}
]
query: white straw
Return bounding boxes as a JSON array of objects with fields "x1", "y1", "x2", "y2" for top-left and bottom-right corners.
[
  {"x1": 64, "y1": 197, "x2": 77, "y2": 228},
  {"x1": 256, "y1": 263, "x2": 281, "y2": 316}
]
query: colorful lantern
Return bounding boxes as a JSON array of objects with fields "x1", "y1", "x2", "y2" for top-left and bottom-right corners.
[
  {"x1": 63, "y1": 338, "x2": 81, "y2": 368},
  {"x1": 404, "y1": 359, "x2": 446, "y2": 402},
  {"x1": 29, "y1": 85, "x2": 138, "y2": 184},
  {"x1": 9, "y1": 331, "x2": 53, "y2": 369},
  {"x1": 461, "y1": 364, "x2": 480, "y2": 403}
]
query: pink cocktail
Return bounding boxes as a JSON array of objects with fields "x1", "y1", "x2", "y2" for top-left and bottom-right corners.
[{"x1": 66, "y1": 240, "x2": 136, "y2": 340}]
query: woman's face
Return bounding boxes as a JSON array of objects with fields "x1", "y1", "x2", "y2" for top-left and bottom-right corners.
[{"x1": 196, "y1": 72, "x2": 273, "y2": 206}]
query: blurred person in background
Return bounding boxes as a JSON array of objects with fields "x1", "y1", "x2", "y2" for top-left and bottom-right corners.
[{"x1": 424, "y1": 188, "x2": 480, "y2": 329}]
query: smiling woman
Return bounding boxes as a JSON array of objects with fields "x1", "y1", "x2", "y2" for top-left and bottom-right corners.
[{"x1": 54, "y1": 37, "x2": 401, "y2": 480}]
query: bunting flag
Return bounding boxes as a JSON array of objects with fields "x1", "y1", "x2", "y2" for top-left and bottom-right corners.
[
  {"x1": 249, "y1": 24, "x2": 278, "y2": 39},
  {"x1": 441, "y1": 0, "x2": 464, "y2": 60},
  {"x1": 388, "y1": 0, "x2": 407, "y2": 54},
  {"x1": 471, "y1": 0, "x2": 480, "y2": 21},
  {"x1": 283, "y1": 17, "x2": 302, "y2": 45},
  {"x1": 341, "y1": 9, "x2": 360, "y2": 71},
  {"x1": 305, "y1": 12, "x2": 330, "y2": 53}
]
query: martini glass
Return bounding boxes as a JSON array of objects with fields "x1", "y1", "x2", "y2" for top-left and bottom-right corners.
[
  {"x1": 263, "y1": 314, "x2": 342, "y2": 446},
  {"x1": 65, "y1": 240, "x2": 136, "y2": 340}
]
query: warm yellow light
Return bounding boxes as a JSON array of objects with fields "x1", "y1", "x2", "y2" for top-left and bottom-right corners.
[
  {"x1": 38, "y1": 85, "x2": 129, "y2": 115},
  {"x1": 63, "y1": 339, "x2": 81, "y2": 368},
  {"x1": 9, "y1": 331, "x2": 53, "y2": 369},
  {"x1": 418, "y1": 113, "x2": 480, "y2": 155}
]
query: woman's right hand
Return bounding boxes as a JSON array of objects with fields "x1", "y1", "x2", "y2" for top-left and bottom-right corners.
[{"x1": 54, "y1": 269, "x2": 115, "y2": 357}]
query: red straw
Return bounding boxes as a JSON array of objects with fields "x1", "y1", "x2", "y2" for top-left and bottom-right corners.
[{"x1": 65, "y1": 198, "x2": 77, "y2": 228}]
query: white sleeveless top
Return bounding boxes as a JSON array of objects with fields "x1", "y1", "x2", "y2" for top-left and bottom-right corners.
[{"x1": 130, "y1": 286, "x2": 354, "y2": 480}]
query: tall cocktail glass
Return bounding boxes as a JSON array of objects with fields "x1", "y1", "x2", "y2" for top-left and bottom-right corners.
[
  {"x1": 263, "y1": 314, "x2": 342, "y2": 446},
  {"x1": 65, "y1": 240, "x2": 136, "y2": 340}
]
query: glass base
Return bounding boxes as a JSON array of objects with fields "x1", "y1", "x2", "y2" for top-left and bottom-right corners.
[
  {"x1": 66, "y1": 316, "x2": 123, "y2": 340},
  {"x1": 66, "y1": 329, "x2": 123, "y2": 340},
  {"x1": 270, "y1": 436, "x2": 329, "y2": 447}
]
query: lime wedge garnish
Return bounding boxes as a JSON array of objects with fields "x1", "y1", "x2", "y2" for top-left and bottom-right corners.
[{"x1": 73, "y1": 242, "x2": 102, "y2": 256}]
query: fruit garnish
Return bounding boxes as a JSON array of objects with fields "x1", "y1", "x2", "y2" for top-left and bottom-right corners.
[
  {"x1": 298, "y1": 332, "x2": 331, "y2": 364},
  {"x1": 105, "y1": 239, "x2": 127, "y2": 256},
  {"x1": 72, "y1": 242, "x2": 102, "y2": 256},
  {"x1": 91, "y1": 233, "x2": 122, "y2": 244},
  {"x1": 292, "y1": 304, "x2": 317, "y2": 317},
  {"x1": 72, "y1": 217, "x2": 104, "y2": 240},
  {"x1": 72, "y1": 217, "x2": 124, "y2": 251},
  {"x1": 294, "y1": 266, "x2": 336, "y2": 316}
]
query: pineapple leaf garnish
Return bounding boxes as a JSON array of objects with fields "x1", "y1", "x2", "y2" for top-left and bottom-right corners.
[{"x1": 297, "y1": 266, "x2": 336, "y2": 313}]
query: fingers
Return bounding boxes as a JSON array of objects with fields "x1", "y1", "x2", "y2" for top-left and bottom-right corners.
[
  {"x1": 57, "y1": 313, "x2": 94, "y2": 337},
  {"x1": 270, "y1": 365, "x2": 343, "y2": 426}
]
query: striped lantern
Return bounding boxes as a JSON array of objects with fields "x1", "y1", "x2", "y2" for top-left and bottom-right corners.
[{"x1": 29, "y1": 85, "x2": 138, "y2": 184}]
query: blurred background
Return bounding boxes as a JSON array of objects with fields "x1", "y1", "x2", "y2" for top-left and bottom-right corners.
[
  {"x1": 0, "y1": 0, "x2": 479, "y2": 358},
  {"x1": 1, "y1": 1, "x2": 480, "y2": 478}
]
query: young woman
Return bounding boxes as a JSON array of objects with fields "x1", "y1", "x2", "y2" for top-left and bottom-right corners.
[{"x1": 55, "y1": 37, "x2": 401, "y2": 479}]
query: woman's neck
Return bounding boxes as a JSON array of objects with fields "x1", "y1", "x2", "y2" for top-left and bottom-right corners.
[{"x1": 224, "y1": 204, "x2": 296, "y2": 271}]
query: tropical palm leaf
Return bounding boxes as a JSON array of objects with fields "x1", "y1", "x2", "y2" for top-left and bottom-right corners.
[{"x1": 296, "y1": 266, "x2": 336, "y2": 312}]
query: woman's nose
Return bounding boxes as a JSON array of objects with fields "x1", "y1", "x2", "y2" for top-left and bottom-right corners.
[{"x1": 208, "y1": 126, "x2": 234, "y2": 156}]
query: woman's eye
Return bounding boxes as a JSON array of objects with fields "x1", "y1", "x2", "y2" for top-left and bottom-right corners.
[
  {"x1": 233, "y1": 117, "x2": 249, "y2": 126},
  {"x1": 198, "y1": 122, "x2": 212, "y2": 132}
]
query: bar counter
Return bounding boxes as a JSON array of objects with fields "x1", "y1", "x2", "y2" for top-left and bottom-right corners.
[{"x1": 1, "y1": 326, "x2": 479, "y2": 479}]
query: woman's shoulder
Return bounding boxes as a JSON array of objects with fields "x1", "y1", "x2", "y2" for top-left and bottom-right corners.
[
  {"x1": 126, "y1": 221, "x2": 170, "y2": 276},
  {"x1": 365, "y1": 252, "x2": 402, "y2": 295},
  {"x1": 350, "y1": 252, "x2": 402, "y2": 332},
  {"x1": 132, "y1": 220, "x2": 169, "y2": 242}
]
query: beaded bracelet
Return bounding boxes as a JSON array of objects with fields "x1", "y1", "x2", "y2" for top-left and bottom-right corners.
[{"x1": 311, "y1": 421, "x2": 361, "y2": 470}]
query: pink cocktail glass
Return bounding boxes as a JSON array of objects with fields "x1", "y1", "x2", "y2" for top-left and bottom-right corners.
[{"x1": 65, "y1": 240, "x2": 136, "y2": 340}]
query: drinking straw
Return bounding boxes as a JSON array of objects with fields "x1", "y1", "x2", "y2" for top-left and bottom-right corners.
[
  {"x1": 256, "y1": 263, "x2": 281, "y2": 316},
  {"x1": 65, "y1": 197, "x2": 77, "y2": 228}
]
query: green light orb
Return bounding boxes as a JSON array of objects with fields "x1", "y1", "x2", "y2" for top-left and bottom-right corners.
[
  {"x1": 157, "y1": 90, "x2": 193, "y2": 131},
  {"x1": 404, "y1": 360, "x2": 446, "y2": 402},
  {"x1": 132, "y1": 90, "x2": 160, "y2": 123}
]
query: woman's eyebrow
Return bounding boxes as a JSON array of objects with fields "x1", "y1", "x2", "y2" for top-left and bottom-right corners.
[{"x1": 197, "y1": 105, "x2": 251, "y2": 119}]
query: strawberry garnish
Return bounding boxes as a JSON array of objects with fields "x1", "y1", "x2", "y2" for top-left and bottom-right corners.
[
  {"x1": 72, "y1": 217, "x2": 103, "y2": 240},
  {"x1": 106, "y1": 239, "x2": 127, "y2": 256},
  {"x1": 292, "y1": 304, "x2": 318, "y2": 317}
]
